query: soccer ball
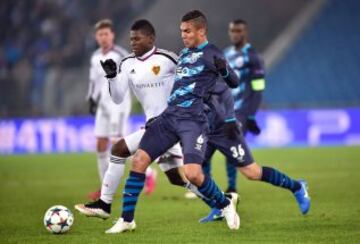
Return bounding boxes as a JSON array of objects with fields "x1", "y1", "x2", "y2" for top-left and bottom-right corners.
[{"x1": 43, "y1": 205, "x2": 74, "y2": 234}]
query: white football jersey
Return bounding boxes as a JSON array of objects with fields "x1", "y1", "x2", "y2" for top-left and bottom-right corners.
[
  {"x1": 108, "y1": 46, "x2": 177, "y2": 120},
  {"x1": 87, "y1": 45, "x2": 131, "y2": 114}
]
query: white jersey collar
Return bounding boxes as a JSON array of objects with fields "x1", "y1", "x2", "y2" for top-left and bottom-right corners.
[{"x1": 136, "y1": 46, "x2": 156, "y2": 61}]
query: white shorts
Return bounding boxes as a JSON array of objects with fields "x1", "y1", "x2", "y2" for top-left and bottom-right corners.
[
  {"x1": 94, "y1": 106, "x2": 130, "y2": 138},
  {"x1": 124, "y1": 129, "x2": 183, "y2": 172}
]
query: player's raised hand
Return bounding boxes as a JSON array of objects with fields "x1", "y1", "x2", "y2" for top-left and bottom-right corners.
[
  {"x1": 213, "y1": 56, "x2": 228, "y2": 76},
  {"x1": 100, "y1": 59, "x2": 117, "y2": 78}
]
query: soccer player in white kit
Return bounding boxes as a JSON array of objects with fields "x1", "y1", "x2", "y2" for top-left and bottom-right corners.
[
  {"x1": 86, "y1": 19, "x2": 131, "y2": 200},
  {"x1": 75, "y1": 20, "x2": 205, "y2": 227}
]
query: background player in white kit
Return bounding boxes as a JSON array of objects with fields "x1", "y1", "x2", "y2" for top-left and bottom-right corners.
[
  {"x1": 75, "y1": 20, "x2": 204, "y2": 225},
  {"x1": 86, "y1": 19, "x2": 131, "y2": 200}
]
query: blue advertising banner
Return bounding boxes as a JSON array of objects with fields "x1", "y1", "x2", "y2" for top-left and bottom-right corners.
[{"x1": 1, "y1": 108, "x2": 359, "y2": 154}]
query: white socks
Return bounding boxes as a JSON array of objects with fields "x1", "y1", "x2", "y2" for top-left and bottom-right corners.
[
  {"x1": 100, "y1": 155, "x2": 126, "y2": 204},
  {"x1": 96, "y1": 151, "x2": 109, "y2": 182}
]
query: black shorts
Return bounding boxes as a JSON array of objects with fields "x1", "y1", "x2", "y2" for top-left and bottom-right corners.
[{"x1": 205, "y1": 128, "x2": 254, "y2": 167}]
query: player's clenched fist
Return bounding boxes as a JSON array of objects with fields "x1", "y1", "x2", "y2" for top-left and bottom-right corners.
[
  {"x1": 100, "y1": 59, "x2": 117, "y2": 78},
  {"x1": 213, "y1": 56, "x2": 228, "y2": 76}
]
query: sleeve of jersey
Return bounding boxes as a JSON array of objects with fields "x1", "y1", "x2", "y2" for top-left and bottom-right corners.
[
  {"x1": 249, "y1": 50, "x2": 266, "y2": 92},
  {"x1": 107, "y1": 62, "x2": 130, "y2": 104},
  {"x1": 222, "y1": 62, "x2": 239, "y2": 88},
  {"x1": 213, "y1": 50, "x2": 238, "y2": 88},
  {"x1": 222, "y1": 89, "x2": 237, "y2": 123},
  {"x1": 86, "y1": 58, "x2": 99, "y2": 101}
]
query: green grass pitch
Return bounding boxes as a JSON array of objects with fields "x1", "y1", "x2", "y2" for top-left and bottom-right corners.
[{"x1": 1, "y1": 146, "x2": 360, "y2": 243}]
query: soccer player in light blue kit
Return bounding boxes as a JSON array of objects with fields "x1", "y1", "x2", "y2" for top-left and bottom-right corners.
[
  {"x1": 199, "y1": 81, "x2": 310, "y2": 222},
  {"x1": 203, "y1": 19, "x2": 266, "y2": 194}
]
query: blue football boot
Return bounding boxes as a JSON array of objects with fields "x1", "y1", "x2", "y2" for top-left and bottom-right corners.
[{"x1": 294, "y1": 180, "x2": 311, "y2": 214}]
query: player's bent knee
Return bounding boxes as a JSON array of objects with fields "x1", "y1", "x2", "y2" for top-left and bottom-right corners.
[
  {"x1": 240, "y1": 162, "x2": 261, "y2": 180},
  {"x1": 111, "y1": 138, "x2": 131, "y2": 158},
  {"x1": 131, "y1": 150, "x2": 151, "y2": 173},
  {"x1": 184, "y1": 167, "x2": 203, "y2": 186},
  {"x1": 243, "y1": 172, "x2": 258, "y2": 181}
]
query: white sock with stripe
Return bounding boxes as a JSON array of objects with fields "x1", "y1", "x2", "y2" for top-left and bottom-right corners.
[{"x1": 100, "y1": 155, "x2": 126, "y2": 204}]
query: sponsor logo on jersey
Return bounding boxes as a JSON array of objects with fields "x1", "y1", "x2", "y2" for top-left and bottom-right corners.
[
  {"x1": 152, "y1": 65, "x2": 160, "y2": 75},
  {"x1": 189, "y1": 52, "x2": 203, "y2": 63},
  {"x1": 134, "y1": 81, "x2": 165, "y2": 89},
  {"x1": 175, "y1": 65, "x2": 204, "y2": 80},
  {"x1": 179, "y1": 52, "x2": 203, "y2": 65}
]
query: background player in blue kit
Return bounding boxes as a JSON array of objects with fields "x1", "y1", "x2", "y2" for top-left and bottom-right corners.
[
  {"x1": 100, "y1": 10, "x2": 241, "y2": 233},
  {"x1": 224, "y1": 19, "x2": 265, "y2": 134},
  {"x1": 199, "y1": 81, "x2": 310, "y2": 223},
  {"x1": 203, "y1": 19, "x2": 266, "y2": 193}
]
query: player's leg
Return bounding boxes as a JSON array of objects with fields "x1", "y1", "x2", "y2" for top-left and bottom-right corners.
[
  {"x1": 225, "y1": 158, "x2": 238, "y2": 193},
  {"x1": 107, "y1": 116, "x2": 179, "y2": 233},
  {"x1": 94, "y1": 109, "x2": 111, "y2": 182},
  {"x1": 179, "y1": 125, "x2": 227, "y2": 205},
  {"x1": 158, "y1": 143, "x2": 187, "y2": 186},
  {"x1": 75, "y1": 130, "x2": 144, "y2": 219},
  {"x1": 179, "y1": 121, "x2": 240, "y2": 230},
  {"x1": 98, "y1": 110, "x2": 132, "y2": 203},
  {"x1": 201, "y1": 144, "x2": 215, "y2": 178},
  {"x1": 96, "y1": 137, "x2": 110, "y2": 182},
  {"x1": 157, "y1": 144, "x2": 210, "y2": 202},
  {"x1": 222, "y1": 132, "x2": 310, "y2": 215},
  {"x1": 106, "y1": 149, "x2": 150, "y2": 234},
  {"x1": 100, "y1": 138, "x2": 132, "y2": 204},
  {"x1": 239, "y1": 162, "x2": 310, "y2": 214},
  {"x1": 184, "y1": 162, "x2": 239, "y2": 229},
  {"x1": 225, "y1": 158, "x2": 237, "y2": 193},
  {"x1": 183, "y1": 144, "x2": 215, "y2": 200},
  {"x1": 157, "y1": 141, "x2": 238, "y2": 226},
  {"x1": 198, "y1": 143, "x2": 227, "y2": 223}
]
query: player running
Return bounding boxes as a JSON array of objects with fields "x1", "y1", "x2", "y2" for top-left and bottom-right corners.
[
  {"x1": 105, "y1": 10, "x2": 241, "y2": 233},
  {"x1": 198, "y1": 82, "x2": 310, "y2": 223},
  {"x1": 86, "y1": 19, "x2": 131, "y2": 200},
  {"x1": 201, "y1": 19, "x2": 266, "y2": 194},
  {"x1": 75, "y1": 19, "x2": 204, "y2": 222}
]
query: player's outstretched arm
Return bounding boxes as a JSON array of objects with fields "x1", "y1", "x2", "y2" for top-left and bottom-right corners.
[
  {"x1": 213, "y1": 56, "x2": 238, "y2": 88},
  {"x1": 100, "y1": 59, "x2": 129, "y2": 104}
]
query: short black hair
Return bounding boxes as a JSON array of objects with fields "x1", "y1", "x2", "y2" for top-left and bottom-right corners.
[
  {"x1": 181, "y1": 10, "x2": 207, "y2": 30},
  {"x1": 231, "y1": 19, "x2": 247, "y2": 26},
  {"x1": 131, "y1": 19, "x2": 156, "y2": 36}
]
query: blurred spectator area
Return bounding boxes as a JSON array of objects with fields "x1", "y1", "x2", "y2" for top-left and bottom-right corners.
[
  {"x1": 1, "y1": 0, "x2": 359, "y2": 118},
  {"x1": 266, "y1": 0, "x2": 360, "y2": 108},
  {"x1": 0, "y1": 0, "x2": 153, "y2": 117}
]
